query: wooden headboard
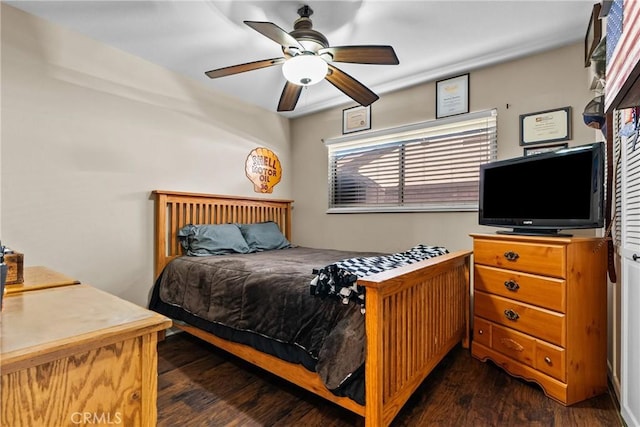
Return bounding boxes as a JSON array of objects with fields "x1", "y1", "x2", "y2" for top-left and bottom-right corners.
[{"x1": 152, "y1": 190, "x2": 293, "y2": 278}]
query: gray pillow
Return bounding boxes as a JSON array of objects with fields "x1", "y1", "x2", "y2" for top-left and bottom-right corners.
[
  {"x1": 239, "y1": 221, "x2": 291, "y2": 252},
  {"x1": 178, "y1": 224, "x2": 250, "y2": 256}
]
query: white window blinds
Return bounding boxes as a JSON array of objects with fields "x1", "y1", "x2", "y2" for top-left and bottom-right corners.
[{"x1": 325, "y1": 109, "x2": 498, "y2": 212}]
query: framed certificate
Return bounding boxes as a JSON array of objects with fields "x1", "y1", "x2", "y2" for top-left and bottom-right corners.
[
  {"x1": 436, "y1": 73, "x2": 469, "y2": 118},
  {"x1": 342, "y1": 105, "x2": 371, "y2": 134},
  {"x1": 519, "y1": 107, "x2": 572, "y2": 145}
]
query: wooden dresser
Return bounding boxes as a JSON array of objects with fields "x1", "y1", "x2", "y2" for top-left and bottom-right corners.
[
  {"x1": 1, "y1": 284, "x2": 172, "y2": 426},
  {"x1": 470, "y1": 233, "x2": 607, "y2": 405}
]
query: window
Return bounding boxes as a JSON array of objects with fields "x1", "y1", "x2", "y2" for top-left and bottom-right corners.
[{"x1": 325, "y1": 109, "x2": 498, "y2": 212}]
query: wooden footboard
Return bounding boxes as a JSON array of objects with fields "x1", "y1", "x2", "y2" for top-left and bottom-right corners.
[
  {"x1": 360, "y1": 250, "x2": 471, "y2": 426},
  {"x1": 152, "y1": 190, "x2": 471, "y2": 427}
]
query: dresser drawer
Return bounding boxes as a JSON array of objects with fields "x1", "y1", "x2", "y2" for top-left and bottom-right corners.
[
  {"x1": 492, "y1": 321, "x2": 535, "y2": 367},
  {"x1": 474, "y1": 291, "x2": 565, "y2": 346},
  {"x1": 485, "y1": 321, "x2": 566, "y2": 382},
  {"x1": 473, "y1": 239, "x2": 566, "y2": 278},
  {"x1": 474, "y1": 265, "x2": 566, "y2": 312},
  {"x1": 535, "y1": 339, "x2": 566, "y2": 382},
  {"x1": 473, "y1": 316, "x2": 492, "y2": 348}
]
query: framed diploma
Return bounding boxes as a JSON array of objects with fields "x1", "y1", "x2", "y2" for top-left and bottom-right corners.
[
  {"x1": 519, "y1": 106, "x2": 572, "y2": 145},
  {"x1": 436, "y1": 73, "x2": 469, "y2": 118},
  {"x1": 342, "y1": 105, "x2": 371, "y2": 134}
]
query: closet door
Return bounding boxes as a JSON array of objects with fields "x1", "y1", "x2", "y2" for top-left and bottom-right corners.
[{"x1": 618, "y1": 114, "x2": 640, "y2": 427}]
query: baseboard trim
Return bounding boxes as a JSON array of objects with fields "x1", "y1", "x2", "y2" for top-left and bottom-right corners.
[
  {"x1": 608, "y1": 361, "x2": 621, "y2": 406},
  {"x1": 606, "y1": 368, "x2": 625, "y2": 426}
]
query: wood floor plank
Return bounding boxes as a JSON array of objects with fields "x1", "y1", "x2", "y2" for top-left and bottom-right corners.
[
  {"x1": 157, "y1": 333, "x2": 622, "y2": 426},
  {"x1": 157, "y1": 332, "x2": 217, "y2": 375}
]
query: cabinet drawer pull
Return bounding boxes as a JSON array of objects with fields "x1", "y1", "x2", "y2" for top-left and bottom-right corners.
[
  {"x1": 544, "y1": 356, "x2": 552, "y2": 365},
  {"x1": 504, "y1": 309, "x2": 520, "y2": 321},
  {"x1": 504, "y1": 280, "x2": 520, "y2": 291},
  {"x1": 503, "y1": 251, "x2": 520, "y2": 261},
  {"x1": 500, "y1": 337, "x2": 524, "y2": 352}
]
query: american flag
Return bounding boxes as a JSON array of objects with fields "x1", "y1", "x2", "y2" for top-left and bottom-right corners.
[{"x1": 605, "y1": 0, "x2": 640, "y2": 112}]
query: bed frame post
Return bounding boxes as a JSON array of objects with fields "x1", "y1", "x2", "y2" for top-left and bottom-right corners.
[
  {"x1": 463, "y1": 255, "x2": 471, "y2": 349},
  {"x1": 364, "y1": 287, "x2": 384, "y2": 427},
  {"x1": 154, "y1": 192, "x2": 168, "y2": 279}
]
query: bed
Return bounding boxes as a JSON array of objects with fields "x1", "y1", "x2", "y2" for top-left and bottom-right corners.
[{"x1": 151, "y1": 190, "x2": 472, "y2": 427}]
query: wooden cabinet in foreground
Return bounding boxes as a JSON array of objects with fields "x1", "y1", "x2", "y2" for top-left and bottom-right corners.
[
  {"x1": 470, "y1": 233, "x2": 608, "y2": 405},
  {"x1": 1, "y1": 284, "x2": 172, "y2": 426},
  {"x1": 4, "y1": 265, "x2": 80, "y2": 295}
]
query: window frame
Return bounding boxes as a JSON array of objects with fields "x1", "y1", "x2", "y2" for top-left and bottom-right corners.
[{"x1": 324, "y1": 109, "x2": 498, "y2": 214}]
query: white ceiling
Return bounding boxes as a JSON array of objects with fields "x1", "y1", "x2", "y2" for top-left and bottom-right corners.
[{"x1": 6, "y1": 0, "x2": 596, "y2": 118}]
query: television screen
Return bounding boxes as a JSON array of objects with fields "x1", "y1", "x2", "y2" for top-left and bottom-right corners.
[{"x1": 478, "y1": 142, "x2": 604, "y2": 235}]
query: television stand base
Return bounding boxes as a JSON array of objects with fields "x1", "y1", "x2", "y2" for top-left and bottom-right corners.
[{"x1": 496, "y1": 228, "x2": 573, "y2": 237}]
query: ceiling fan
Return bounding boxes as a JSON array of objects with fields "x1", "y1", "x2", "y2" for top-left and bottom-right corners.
[{"x1": 205, "y1": 5, "x2": 399, "y2": 112}]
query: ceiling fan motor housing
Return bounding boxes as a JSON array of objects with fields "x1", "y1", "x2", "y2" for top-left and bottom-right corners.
[{"x1": 287, "y1": 6, "x2": 329, "y2": 55}]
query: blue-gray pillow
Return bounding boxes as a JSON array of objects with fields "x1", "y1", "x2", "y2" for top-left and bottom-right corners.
[
  {"x1": 239, "y1": 221, "x2": 291, "y2": 252},
  {"x1": 178, "y1": 224, "x2": 250, "y2": 256}
]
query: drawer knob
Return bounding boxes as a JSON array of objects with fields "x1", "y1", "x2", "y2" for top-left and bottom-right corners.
[
  {"x1": 544, "y1": 356, "x2": 552, "y2": 365},
  {"x1": 478, "y1": 329, "x2": 484, "y2": 335},
  {"x1": 504, "y1": 309, "x2": 520, "y2": 321},
  {"x1": 504, "y1": 280, "x2": 520, "y2": 291},
  {"x1": 503, "y1": 251, "x2": 520, "y2": 261}
]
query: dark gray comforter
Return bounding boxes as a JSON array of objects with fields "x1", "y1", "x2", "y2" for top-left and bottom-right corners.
[{"x1": 155, "y1": 246, "x2": 383, "y2": 392}]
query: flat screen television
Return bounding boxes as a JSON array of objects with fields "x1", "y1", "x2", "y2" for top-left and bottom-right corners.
[{"x1": 478, "y1": 142, "x2": 605, "y2": 236}]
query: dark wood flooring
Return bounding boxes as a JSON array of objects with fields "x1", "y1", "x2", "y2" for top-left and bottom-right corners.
[{"x1": 157, "y1": 332, "x2": 622, "y2": 426}]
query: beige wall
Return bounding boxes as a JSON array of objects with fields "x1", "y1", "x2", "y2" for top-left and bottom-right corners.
[
  {"x1": 0, "y1": 4, "x2": 292, "y2": 306},
  {"x1": 290, "y1": 42, "x2": 598, "y2": 253}
]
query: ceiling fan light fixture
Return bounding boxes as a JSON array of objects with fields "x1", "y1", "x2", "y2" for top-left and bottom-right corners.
[
  {"x1": 282, "y1": 53, "x2": 327, "y2": 86},
  {"x1": 205, "y1": 5, "x2": 398, "y2": 112}
]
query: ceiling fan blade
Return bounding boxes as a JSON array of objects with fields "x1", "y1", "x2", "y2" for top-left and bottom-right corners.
[
  {"x1": 318, "y1": 46, "x2": 399, "y2": 65},
  {"x1": 205, "y1": 57, "x2": 285, "y2": 79},
  {"x1": 244, "y1": 21, "x2": 304, "y2": 50},
  {"x1": 325, "y1": 64, "x2": 379, "y2": 106},
  {"x1": 277, "y1": 82, "x2": 303, "y2": 112}
]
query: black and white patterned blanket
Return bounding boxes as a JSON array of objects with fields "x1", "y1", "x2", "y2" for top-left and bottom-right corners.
[{"x1": 310, "y1": 244, "x2": 448, "y2": 313}]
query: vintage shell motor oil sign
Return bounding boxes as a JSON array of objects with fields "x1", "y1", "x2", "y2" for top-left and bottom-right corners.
[{"x1": 245, "y1": 147, "x2": 282, "y2": 194}]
